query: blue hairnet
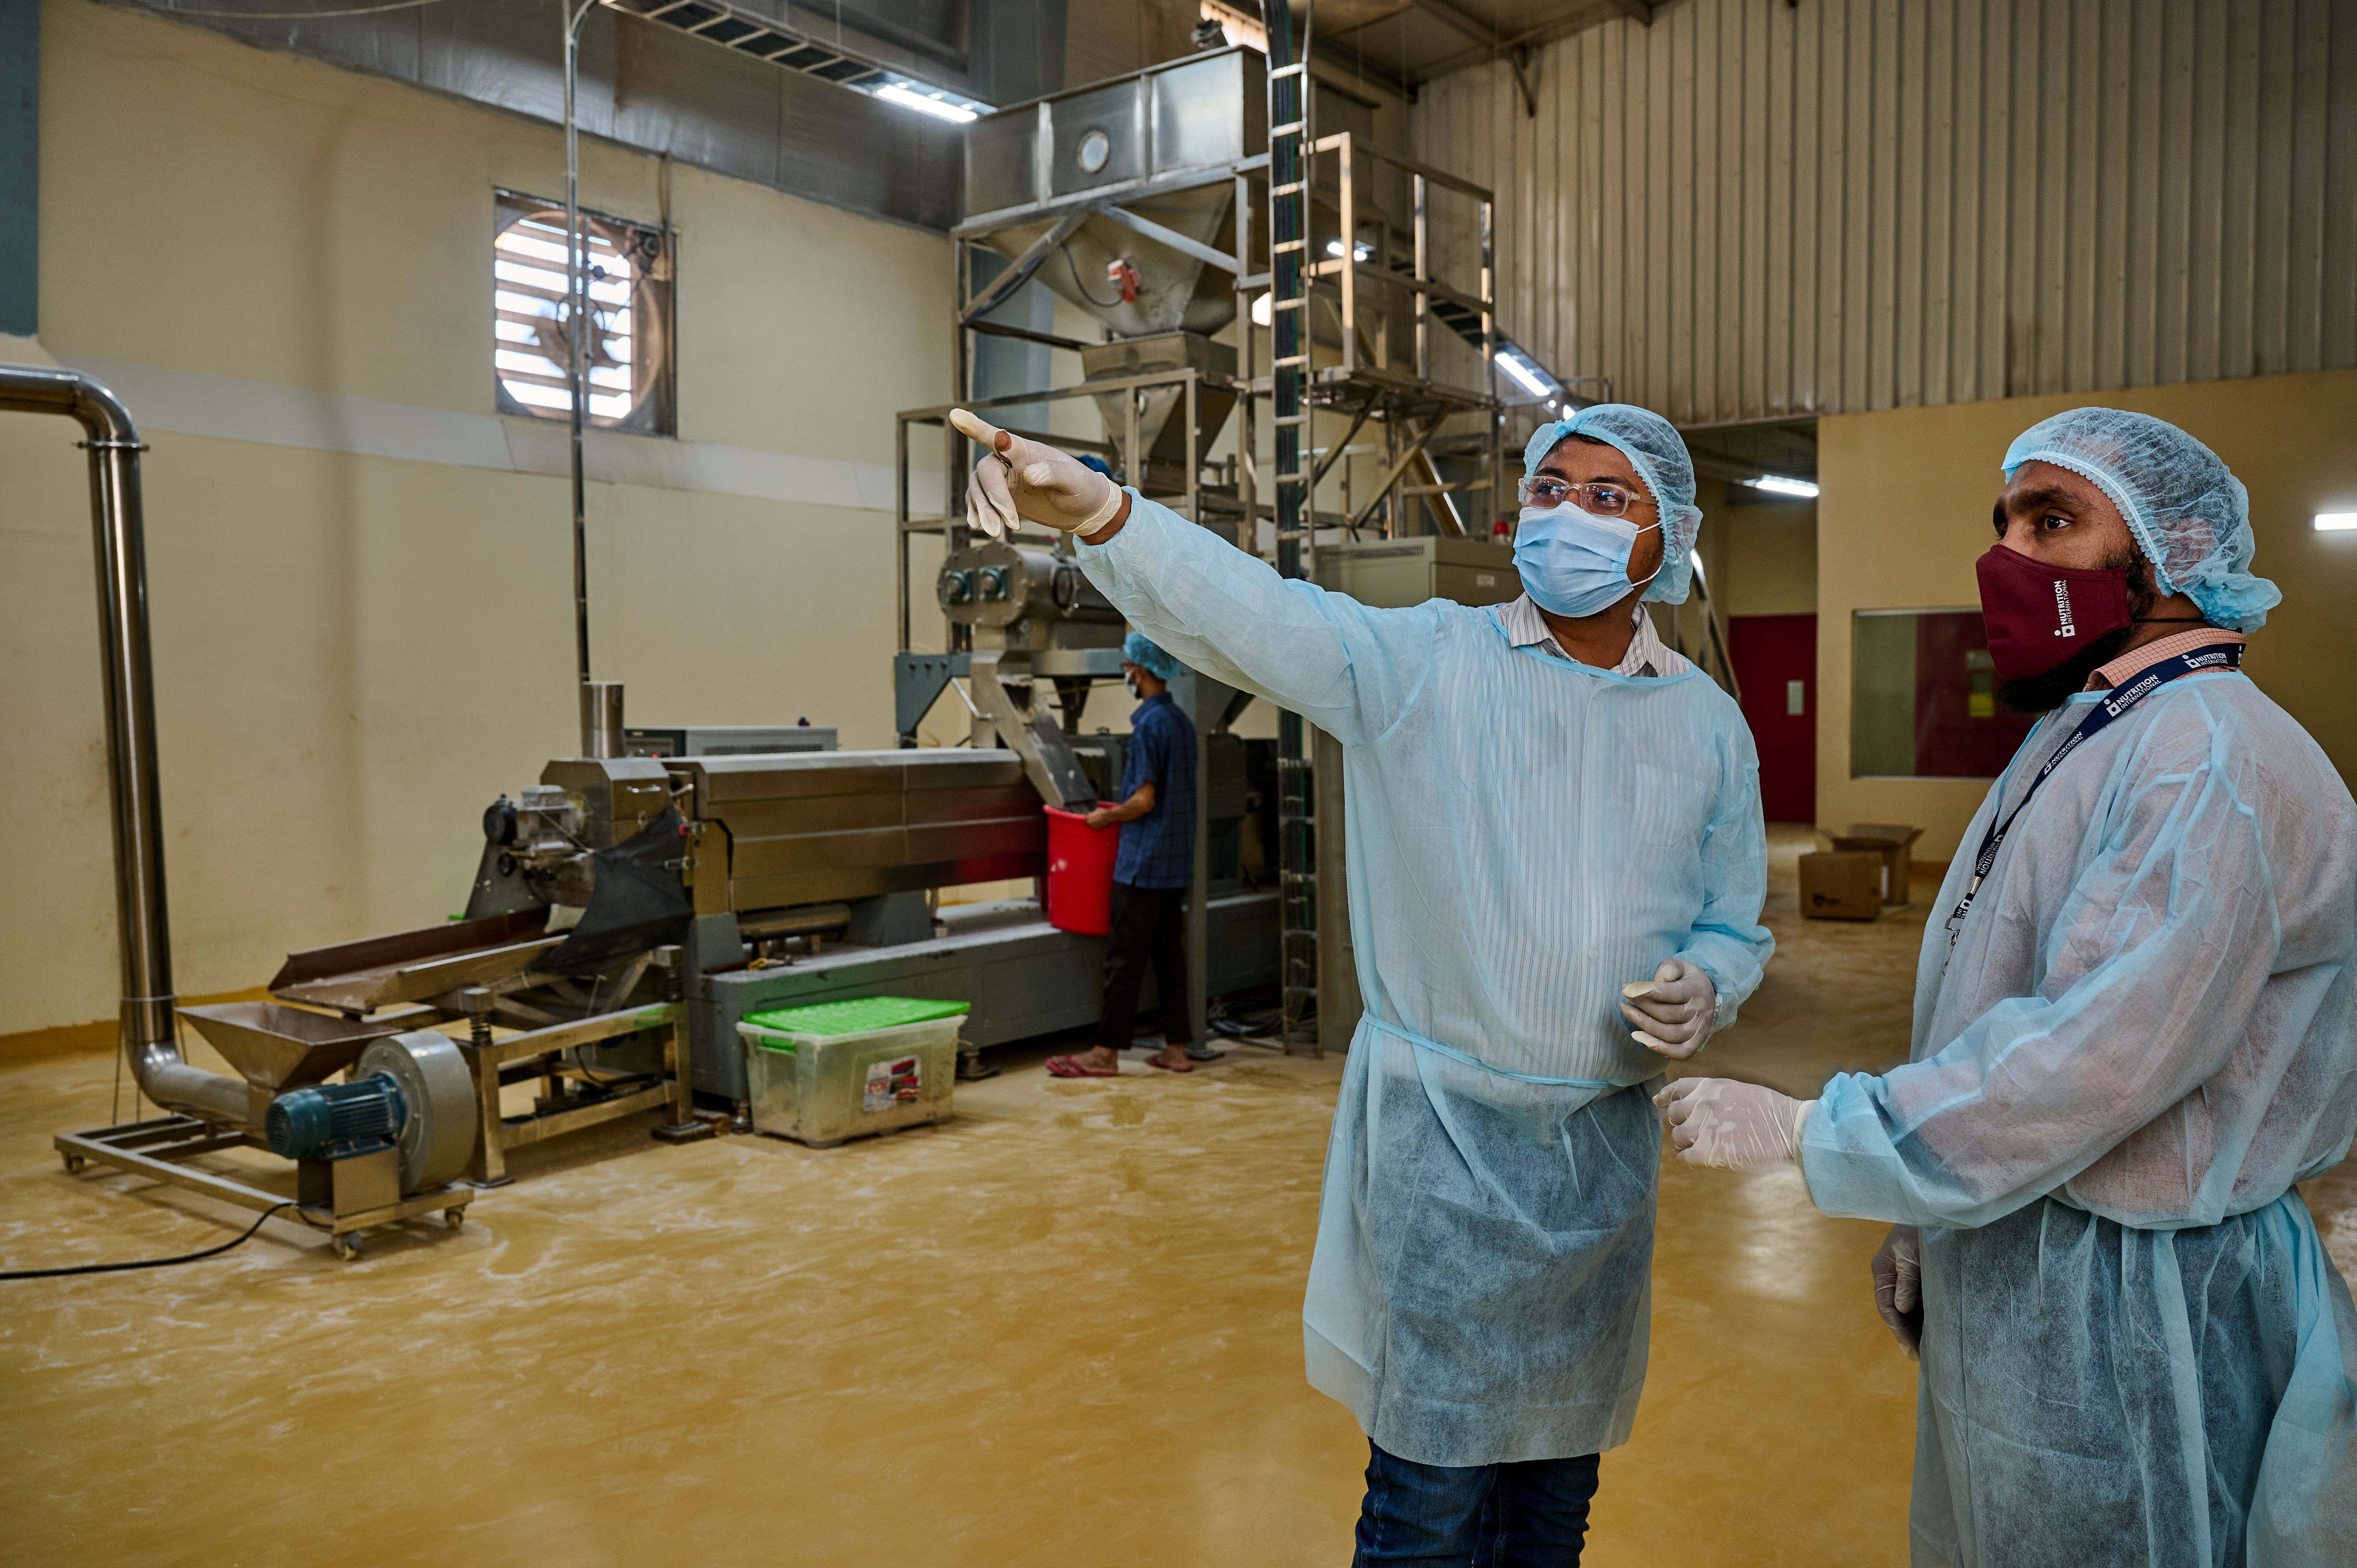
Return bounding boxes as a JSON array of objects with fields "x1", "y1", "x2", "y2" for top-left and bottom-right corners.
[
  {"x1": 1521, "y1": 404, "x2": 1703, "y2": 604},
  {"x1": 1123, "y1": 631, "x2": 1180, "y2": 681},
  {"x1": 2001, "y1": 408, "x2": 2280, "y2": 632}
]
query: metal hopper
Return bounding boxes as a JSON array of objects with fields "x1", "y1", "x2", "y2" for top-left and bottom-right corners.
[
  {"x1": 176, "y1": 1002, "x2": 408, "y2": 1091},
  {"x1": 1079, "y1": 331, "x2": 1237, "y2": 493},
  {"x1": 962, "y1": 48, "x2": 1267, "y2": 477}
]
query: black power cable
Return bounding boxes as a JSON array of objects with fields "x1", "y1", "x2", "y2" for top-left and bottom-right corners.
[
  {"x1": 0, "y1": 1201, "x2": 306, "y2": 1280},
  {"x1": 1062, "y1": 245, "x2": 1123, "y2": 309}
]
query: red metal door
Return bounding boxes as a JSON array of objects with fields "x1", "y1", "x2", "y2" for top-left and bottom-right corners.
[{"x1": 1729, "y1": 614, "x2": 1818, "y2": 823}]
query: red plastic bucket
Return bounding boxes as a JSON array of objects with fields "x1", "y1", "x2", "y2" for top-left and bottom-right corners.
[{"x1": 1042, "y1": 805, "x2": 1119, "y2": 936}]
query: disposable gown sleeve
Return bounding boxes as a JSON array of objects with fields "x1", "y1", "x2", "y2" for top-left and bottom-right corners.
[
  {"x1": 1801, "y1": 717, "x2": 2280, "y2": 1228},
  {"x1": 1673, "y1": 724, "x2": 1773, "y2": 1021},
  {"x1": 1076, "y1": 493, "x2": 1441, "y2": 748}
]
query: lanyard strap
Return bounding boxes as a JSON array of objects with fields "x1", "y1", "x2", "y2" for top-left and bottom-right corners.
[
  {"x1": 1945, "y1": 644, "x2": 2241, "y2": 943},
  {"x1": 1365, "y1": 1015, "x2": 1621, "y2": 1090}
]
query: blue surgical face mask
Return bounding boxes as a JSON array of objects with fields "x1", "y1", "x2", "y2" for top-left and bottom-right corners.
[{"x1": 1512, "y1": 504, "x2": 1662, "y2": 618}]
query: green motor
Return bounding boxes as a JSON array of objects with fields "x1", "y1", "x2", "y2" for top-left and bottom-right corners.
[{"x1": 265, "y1": 1075, "x2": 407, "y2": 1162}]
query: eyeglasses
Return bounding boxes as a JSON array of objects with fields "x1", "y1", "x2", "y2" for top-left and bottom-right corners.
[{"x1": 1517, "y1": 476, "x2": 1646, "y2": 517}]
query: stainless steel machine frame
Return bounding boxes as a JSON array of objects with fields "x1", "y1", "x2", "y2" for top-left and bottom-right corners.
[
  {"x1": 54, "y1": 1120, "x2": 472, "y2": 1260},
  {"x1": 1241, "y1": 129, "x2": 1505, "y2": 554},
  {"x1": 452, "y1": 997, "x2": 693, "y2": 1188},
  {"x1": 914, "y1": 48, "x2": 1511, "y2": 1056}
]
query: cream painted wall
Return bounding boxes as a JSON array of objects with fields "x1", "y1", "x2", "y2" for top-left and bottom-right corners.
[
  {"x1": 1818, "y1": 368, "x2": 2357, "y2": 861},
  {"x1": 1720, "y1": 500, "x2": 1818, "y2": 619},
  {"x1": 0, "y1": 2, "x2": 952, "y2": 1033}
]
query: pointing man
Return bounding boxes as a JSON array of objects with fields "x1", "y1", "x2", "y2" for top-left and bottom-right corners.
[{"x1": 953, "y1": 402, "x2": 1772, "y2": 1565}]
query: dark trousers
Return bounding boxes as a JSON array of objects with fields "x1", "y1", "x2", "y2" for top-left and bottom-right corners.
[
  {"x1": 1354, "y1": 1440, "x2": 1601, "y2": 1567},
  {"x1": 1096, "y1": 882, "x2": 1190, "y2": 1052}
]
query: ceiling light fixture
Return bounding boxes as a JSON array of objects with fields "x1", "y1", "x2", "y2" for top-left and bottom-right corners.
[
  {"x1": 873, "y1": 82, "x2": 981, "y2": 123},
  {"x1": 2315, "y1": 512, "x2": 2357, "y2": 531},
  {"x1": 1748, "y1": 475, "x2": 1820, "y2": 498},
  {"x1": 1493, "y1": 350, "x2": 1552, "y2": 398}
]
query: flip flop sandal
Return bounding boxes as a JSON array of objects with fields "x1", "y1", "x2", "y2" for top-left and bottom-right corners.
[
  {"x1": 1046, "y1": 1054, "x2": 1118, "y2": 1078},
  {"x1": 1144, "y1": 1054, "x2": 1194, "y2": 1073}
]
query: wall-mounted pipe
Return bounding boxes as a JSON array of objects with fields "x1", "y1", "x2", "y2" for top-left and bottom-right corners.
[{"x1": 0, "y1": 364, "x2": 247, "y2": 1124}]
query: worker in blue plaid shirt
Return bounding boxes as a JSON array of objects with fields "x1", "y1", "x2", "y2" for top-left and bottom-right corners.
[{"x1": 1045, "y1": 632, "x2": 1199, "y2": 1077}]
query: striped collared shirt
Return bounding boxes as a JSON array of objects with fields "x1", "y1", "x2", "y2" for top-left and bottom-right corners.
[{"x1": 1496, "y1": 594, "x2": 1693, "y2": 679}]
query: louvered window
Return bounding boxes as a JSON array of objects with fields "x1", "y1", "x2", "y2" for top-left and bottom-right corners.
[{"x1": 493, "y1": 190, "x2": 675, "y2": 435}]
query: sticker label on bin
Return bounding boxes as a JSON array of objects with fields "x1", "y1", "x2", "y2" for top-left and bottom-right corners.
[{"x1": 864, "y1": 1056, "x2": 922, "y2": 1113}]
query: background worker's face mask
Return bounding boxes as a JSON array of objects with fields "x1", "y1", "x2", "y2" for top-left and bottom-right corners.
[
  {"x1": 1974, "y1": 543, "x2": 2134, "y2": 682},
  {"x1": 1513, "y1": 504, "x2": 1661, "y2": 619}
]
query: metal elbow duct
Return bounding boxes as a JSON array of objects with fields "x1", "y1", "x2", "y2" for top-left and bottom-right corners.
[{"x1": 0, "y1": 364, "x2": 247, "y2": 1125}]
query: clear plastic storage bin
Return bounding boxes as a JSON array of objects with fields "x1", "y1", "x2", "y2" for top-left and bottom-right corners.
[{"x1": 735, "y1": 997, "x2": 968, "y2": 1148}]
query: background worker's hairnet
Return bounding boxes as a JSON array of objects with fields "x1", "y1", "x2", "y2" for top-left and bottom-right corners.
[
  {"x1": 1522, "y1": 404, "x2": 1703, "y2": 605},
  {"x1": 1123, "y1": 631, "x2": 1180, "y2": 682},
  {"x1": 2002, "y1": 407, "x2": 2280, "y2": 631}
]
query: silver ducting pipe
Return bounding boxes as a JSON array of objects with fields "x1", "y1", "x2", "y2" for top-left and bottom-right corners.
[{"x1": 0, "y1": 364, "x2": 247, "y2": 1125}]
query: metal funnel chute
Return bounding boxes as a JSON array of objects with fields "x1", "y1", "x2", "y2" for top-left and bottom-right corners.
[
  {"x1": 1079, "y1": 332, "x2": 1237, "y2": 492},
  {"x1": 977, "y1": 187, "x2": 1239, "y2": 341},
  {"x1": 961, "y1": 47, "x2": 1267, "y2": 473},
  {"x1": 176, "y1": 1002, "x2": 406, "y2": 1092}
]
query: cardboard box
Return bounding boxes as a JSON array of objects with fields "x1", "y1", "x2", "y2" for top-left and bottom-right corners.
[
  {"x1": 1800, "y1": 851, "x2": 1886, "y2": 920},
  {"x1": 1820, "y1": 822, "x2": 1926, "y2": 907}
]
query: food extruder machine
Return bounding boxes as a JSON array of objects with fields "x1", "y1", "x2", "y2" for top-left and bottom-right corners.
[{"x1": 16, "y1": 350, "x2": 1273, "y2": 1257}]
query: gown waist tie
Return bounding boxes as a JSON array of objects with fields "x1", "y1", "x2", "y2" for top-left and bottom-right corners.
[{"x1": 1364, "y1": 1014, "x2": 1622, "y2": 1090}]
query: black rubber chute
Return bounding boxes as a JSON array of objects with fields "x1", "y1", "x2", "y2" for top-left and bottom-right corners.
[{"x1": 539, "y1": 805, "x2": 695, "y2": 975}]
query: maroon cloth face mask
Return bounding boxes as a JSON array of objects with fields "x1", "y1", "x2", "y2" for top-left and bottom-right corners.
[{"x1": 1974, "y1": 544, "x2": 2134, "y2": 683}]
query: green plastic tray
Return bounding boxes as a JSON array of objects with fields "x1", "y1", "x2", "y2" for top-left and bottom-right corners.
[{"x1": 741, "y1": 996, "x2": 970, "y2": 1041}]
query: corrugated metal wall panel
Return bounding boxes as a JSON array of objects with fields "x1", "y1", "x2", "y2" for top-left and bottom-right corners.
[{"x1": 1409, "y1": 0, "x2": 2357, "y2": 426}]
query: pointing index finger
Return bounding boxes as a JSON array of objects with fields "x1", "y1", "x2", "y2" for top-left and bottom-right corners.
[{"x1": 948, "y1": 407, "x2": 1012, "y2": 460}]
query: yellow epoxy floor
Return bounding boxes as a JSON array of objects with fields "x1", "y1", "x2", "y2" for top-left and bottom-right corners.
[{"x1": 4, "y1": 831, "x2": 2352, "y2": 1566}]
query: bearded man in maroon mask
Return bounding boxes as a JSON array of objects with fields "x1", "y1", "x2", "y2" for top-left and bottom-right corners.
[{"x1": 1655, "y1": 408, "x2": 2357, "y2": 1568}]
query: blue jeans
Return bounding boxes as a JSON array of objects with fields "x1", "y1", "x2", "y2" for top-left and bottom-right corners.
[{"x1": 1354, "y1": 1440, "x2": 1601, "y2": 1566}]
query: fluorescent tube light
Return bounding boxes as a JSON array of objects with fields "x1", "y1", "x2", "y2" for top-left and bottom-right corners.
[
  {"x1": 874, "y1": 83, "x2": 979, "y2": 123},
  {"x1": 1748, "y1": 475, "x2": 1820, "y2": 498},
  {"x1": 1494, "y1": 351, "x2": 1552, "y2": 398},
  {"x1": 2316, "y1": 513, "x2": 2357, "y2": 532}
]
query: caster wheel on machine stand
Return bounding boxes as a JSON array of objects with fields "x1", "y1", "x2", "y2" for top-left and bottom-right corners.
[
  {"x1": 61, "y1": 1153, "x2": 85, "y2": 1173},
  {"x1": 330, "y1": 1233, "x2": 363, "y2": 1261},
  {"x1": 444, "y1": 1208, "x2": 467, "y2": 1230}
]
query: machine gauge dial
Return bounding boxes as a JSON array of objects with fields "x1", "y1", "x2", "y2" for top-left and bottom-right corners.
[{"x1": 1076, "y1": 129, "x2": 1111, "y2": 175}]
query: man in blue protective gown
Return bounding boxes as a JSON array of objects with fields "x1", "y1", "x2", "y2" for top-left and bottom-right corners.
[
  {"x1": 1660, "y1": 408, "x2": 2357, "y2": 1568},
  {"x1": 950, "y1": 402, "x2": 1773, "y2": 1565}
]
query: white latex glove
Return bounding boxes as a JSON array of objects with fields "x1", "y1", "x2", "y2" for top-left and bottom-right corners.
[
  {"x1": 1871, "y1": 1224, "x2": 1923, "y2": 1361},
  {"x1": 1620, "y1": 959, "x2": 1721, "y2": 1059},
  {"x1": 1652, "y1": 1077, "x2": 1814, "y2": 1174},
  {"x1": 950, "y1": 408, "x2": 1125, "y2": 541}
]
